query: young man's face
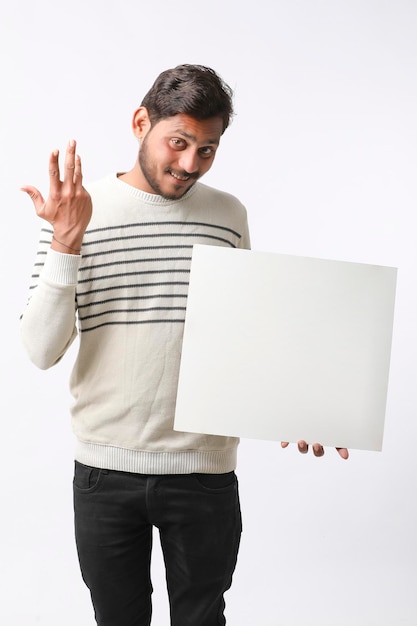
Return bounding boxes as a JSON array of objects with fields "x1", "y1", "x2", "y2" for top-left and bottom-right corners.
[{"x1": 137, "y1": 113, "x2": 223, "y2": 200}]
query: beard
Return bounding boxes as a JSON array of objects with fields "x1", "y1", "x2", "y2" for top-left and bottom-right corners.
[{"x1": 138, "y1": 135, "x2": 199, "y2": 200}]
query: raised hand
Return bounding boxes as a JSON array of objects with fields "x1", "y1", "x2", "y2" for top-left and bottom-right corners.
[{"x1": 21, "y1": 140, "x2": 92, "y2": 254}]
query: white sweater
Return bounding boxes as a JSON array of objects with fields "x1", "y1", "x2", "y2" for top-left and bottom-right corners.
[{"x1": 21, "y1": 174, "x2": 251, "y2": 474}]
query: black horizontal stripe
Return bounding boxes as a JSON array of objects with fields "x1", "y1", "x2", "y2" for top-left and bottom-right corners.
[
  {"x1": 83, "y1": 221, "x2": 242, "y2": 238},
  {"x1": 77, "y1": 294, "x2": 188, "y2": 309},
  {"x1": 42, "y1": 221, "x2": 242, "y2": 239},
  {"x1": 79, "y1": 306, "x2": 187, "y2": 321},
  {"x1": 79, "y1": 256, "x2": 192, "y2": 272},
  {"x1": 81, "y1": 232, "x2": 237, "y2": 248},
  {"x1": 81, "y1": 318, "x2": 186, "y2": 332},
  {"x1": 40, "y1": 233, "x2": 234, "y2": 250},
  {"x1": 81, "y1": 244, "x2": 193, "y2": 260},
  {"x1": 77, "y1": 268, "x2": 190, "y2": 285},
  {"x1": 77, "y1": 281, "x2": 189, "y2": 297}
]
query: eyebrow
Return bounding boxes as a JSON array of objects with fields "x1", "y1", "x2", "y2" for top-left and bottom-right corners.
[{"x1": 172, "y1": 129, "x2": 220, "y2": 146}]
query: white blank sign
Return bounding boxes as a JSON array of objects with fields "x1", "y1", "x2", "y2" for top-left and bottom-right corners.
[{"x1": 174, "y1": 245, "x2": 397, "y2": 451}]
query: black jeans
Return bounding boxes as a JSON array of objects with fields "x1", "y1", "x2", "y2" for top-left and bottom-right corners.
[{"x1": 73, "y1": 461, "x2": 242, "y2": 626}]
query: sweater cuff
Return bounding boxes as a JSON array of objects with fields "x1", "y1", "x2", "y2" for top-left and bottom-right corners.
[{"x1": 41, "y1": 249, "x2": 81, "y2": 285}]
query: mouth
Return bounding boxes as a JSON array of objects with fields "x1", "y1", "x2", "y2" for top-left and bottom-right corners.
[{"x1": 167, "y1": 169, "x2": 197, "y2": 184}]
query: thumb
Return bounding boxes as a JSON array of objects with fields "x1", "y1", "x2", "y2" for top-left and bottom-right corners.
[{"x1": 20, "y1": 186, "x2": 46, "y2": 212}]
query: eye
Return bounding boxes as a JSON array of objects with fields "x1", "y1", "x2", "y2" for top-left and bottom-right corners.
[
  {"x1": 199, "y1": 146, "x2": 216, "y2": 158},
  {"x1": 170, "y1": 138, "x2": 186, "y2": 150}
]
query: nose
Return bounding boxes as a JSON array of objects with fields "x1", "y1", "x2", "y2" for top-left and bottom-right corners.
[{"x1": 177, "y1": 149, "x2": 199, "y2": 174}]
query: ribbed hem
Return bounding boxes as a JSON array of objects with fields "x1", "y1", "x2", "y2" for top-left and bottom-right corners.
[{"x1": 75, "y1": 440, "x2": 238, "y2": 474}]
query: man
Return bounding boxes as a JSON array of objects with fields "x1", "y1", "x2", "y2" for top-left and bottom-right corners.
[{"x1": 21, "y1": 64, "x2": 348, "y2": 626}]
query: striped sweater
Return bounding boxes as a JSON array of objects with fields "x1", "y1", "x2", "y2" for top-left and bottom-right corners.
[{"x1": 21, "y1": 173, "x2": 251, "y2": 474}]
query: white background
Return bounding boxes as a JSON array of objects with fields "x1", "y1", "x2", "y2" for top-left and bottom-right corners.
[{"x1": 2, "y1": 1, "x2": 416, "y2": 624}]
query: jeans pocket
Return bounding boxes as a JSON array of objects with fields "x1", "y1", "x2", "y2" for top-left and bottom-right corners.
[
  {"x1": 192, "y1": 471, "x2": 236, "y2": 491},
  {"x1": 73, "y1": 461, "x2": 105, "y2": 492}
]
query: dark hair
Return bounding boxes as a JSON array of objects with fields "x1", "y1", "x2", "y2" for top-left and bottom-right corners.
[{"x1": 141, "y1": 64, "x2": 234, "y2": 134}]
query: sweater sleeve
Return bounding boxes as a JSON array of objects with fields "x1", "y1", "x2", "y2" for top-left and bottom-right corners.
[
  {"x1": 20, "y1": 249, "x2": 80, "y2": 370},
  {"x1": 237, "y1": 207, "x2": 251, "y2": 251}
]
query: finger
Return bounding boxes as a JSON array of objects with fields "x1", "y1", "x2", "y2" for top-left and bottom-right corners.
[
  {"x1": 20, "y1": 185, "x2": 46, "y2": 212},
  {"x1": 73, "y1": 154, "x2": 83, "y2": 188},
  {"x1": 336, "y1": 447, "x2": 349, "y2": 460},
  {"x1": 312, "y1": 443, "x2": 325, "y2": 457},
  {"x1": 48, "y1": 149, "x2": 61, "y2": 195},
  {"x1": 297, "y1": 440, "x2": 308, "y2": 454},
  {"x1": 281, "y1": 442, "x2": 290, "y2": 449},
  {"x1": 63, "y1": 139, "x2": 77, "y2": 185}
]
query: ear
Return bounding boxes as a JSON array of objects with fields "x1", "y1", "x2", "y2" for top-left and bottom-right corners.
[{"x1": 132, "y1": 106, "x2": 151, "y2": 140}]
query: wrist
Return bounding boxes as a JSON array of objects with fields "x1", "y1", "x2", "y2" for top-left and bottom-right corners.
[{"x1": 51, "y1": 235, "x2": 82, "y2": 255}]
